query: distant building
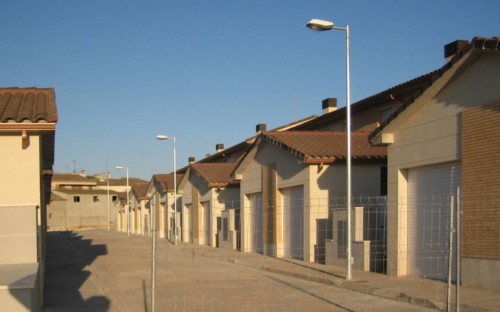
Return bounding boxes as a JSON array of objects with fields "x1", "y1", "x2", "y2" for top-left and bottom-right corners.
[{"x1": 48, "y1": 173, "x2": 119, "y2": 230}]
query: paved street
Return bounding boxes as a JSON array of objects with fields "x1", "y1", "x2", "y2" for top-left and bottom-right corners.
[{"x1": 42, "y1": 230, "x2": 456, "y2": 311}]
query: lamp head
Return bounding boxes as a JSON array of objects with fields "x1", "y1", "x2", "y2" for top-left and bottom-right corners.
[
  {"x1": 307, "y1": 18, "x2": 334, "y2": 31},
  {"x1": 116, "y1": 166, "x2": 124, "y2": 170},
  {"x1": 156, "y1": 134, "x2": 168, "y2": 140}
]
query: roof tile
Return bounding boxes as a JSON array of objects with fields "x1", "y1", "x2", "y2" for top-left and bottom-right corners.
[
  {"x1": 190, "y1": 163, "x2": 239, "y2": 187},
  {"x1": 0, "y1": 87, "x2": 58, "y2": 123},
  {"x1": 370, "y1": 36, "x2": 500, "y2": 140},
  {"x1": 153, "y1": 173, "x2": 184, "y2": 192},
  {"x1": 261, "y1": 131, "x2": 386, "y2": 163}
]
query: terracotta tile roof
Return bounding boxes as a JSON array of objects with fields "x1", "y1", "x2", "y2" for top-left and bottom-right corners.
[
  {"x1": 107, "y1": 177, "x2": 148, "y2": 187},
  {"x1": 54, "y1": 189, "x2": 118, "y2": 196},
  {"x1": 294, "y1": 71, "x2": 437, "y2": 131},
  {"x1": 190, "y1": 162, "x2": 239, "y2": 187},
  {"x1": 52, "y1": 173, "x2": 96, "y2": 184},
  {"x1": 152, "y1": 173, "x2": 184, "y2": 192},
  {"x1": 0, "y1": 87, "x2": 58, "y2": 123},
  {"x1": 117, "y1": 192, "x2": 127, "y2": 205},
  {"x1": 197, "y1": 141, "x2": 251, "y2": 164},
  {"x1": 131, "y1": 183, "x2": 149, "y2": 200},
  {"x1": 370, "y1": 36, "x2": 500, "y2": 141},
  {"x1": 197, "y1": 115, "x2": 318, "y2": 165},
  {"x1": 261, "y1": 131, "x2": 387, "y2": 163}
]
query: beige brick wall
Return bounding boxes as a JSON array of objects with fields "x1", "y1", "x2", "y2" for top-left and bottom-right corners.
[{"x1": 462, "y1": 101, "x2": 500, "y2": 260}]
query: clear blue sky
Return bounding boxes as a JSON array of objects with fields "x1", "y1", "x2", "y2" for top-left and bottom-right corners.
[{"x1": 1, "y1": 1, "x2": 498, "y2": 180}]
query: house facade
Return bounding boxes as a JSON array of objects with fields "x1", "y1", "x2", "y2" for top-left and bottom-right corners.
[
  {"x1": 0, "y1": 87, "x2": 57, "y2": 311},
  {"x1": 179, "y1": 162, "x2": 240, "y2": 247},
  {"x1": 48, "y1": 173, "x2": 118, "y2": 230},
  {"x1": 370, "y1": 37, "x2": 500, "y2": 290},
  {"x1": 130, "y1": 183, "x2": 149, "y2": 235},
  {"x1": 146, "y1": 173, "x2": 183, "y2": 241},
  {"x1": 234, "y1": 131, "x2": 387, "y2": 263}
]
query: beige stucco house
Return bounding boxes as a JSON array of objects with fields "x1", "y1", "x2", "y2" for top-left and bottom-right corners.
[
  {"x1": 115, "y1": 191, "x2": 128, "y2": 233},
  {"x1": 129, "y1": 183, "x2": 149, "y2": 235},
  {"x1": 370, "y1": 37, "x2": 500, "y2": 291},
  {"x1": 146, "y1": 173, "x2": 183, "y2": 241},
  {"x1": 110, "y1": 177, "x2": 146, "y2": 235},
  {"x1": 233, "y1": 131, "x2": 387, "y2": 263},
  {"x1": 179, "y1": 162, "x2": 240, "y2": 247},
  {"x1": 0, "y1": 87, "x2": 57, "y2": 311},
  {"x1": 48, "y1": 173, "x2": 118, "y2": 230}
]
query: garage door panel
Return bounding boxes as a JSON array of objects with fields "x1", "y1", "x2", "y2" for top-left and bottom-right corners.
[{"x1": 407, "y1": 162, "x2": 460, "y2": 280}]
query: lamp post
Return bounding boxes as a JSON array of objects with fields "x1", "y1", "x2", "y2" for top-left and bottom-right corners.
[
  {"x1": 116, "y1": 166, "x2": 130, "y2": 236},
  {"x1": 156, "y1": 135, "x2": 178, "y2": 246},
  {"x1": 307, "y1": 18, "x2": 352, "y2": 280}
]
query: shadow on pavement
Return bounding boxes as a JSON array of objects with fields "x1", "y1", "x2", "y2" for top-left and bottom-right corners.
[{"x1": 43, "y1": 231, "x2": 109, "y2": 311}]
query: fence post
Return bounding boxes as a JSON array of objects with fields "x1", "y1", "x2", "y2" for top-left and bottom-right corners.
[
  {"x1": 151, "y1": 196, "x2": 157, "y2": 312},
  {"x1": 456, "y1": 187, "x2": 461, "y2": 312},
  {"x1": 447, "y1": 195, "x2": 455, "y2": 312}
]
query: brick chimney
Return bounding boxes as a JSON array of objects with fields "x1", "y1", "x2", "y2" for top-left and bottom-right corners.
[
  {"x1": 256, "y1": 123, "x2": 266, "y2": 133},
  {"x1": 216, "y1": 143, "x2": 224, "y2": 153},
  {"x1": 444, "y1": 39, "x2": 469, "y2": 63},
  {"x1": 322, "y1": 98, "x2": 337, "y2": 115}
]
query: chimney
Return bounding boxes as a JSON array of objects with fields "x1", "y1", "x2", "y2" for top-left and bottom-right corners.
[
  {"x1": 188, "y1": 156, "x2": 195, "y2": 163},
  {"x1": 256, "y1": 123, "x2": 266, "y2": 133},
  {"x1": 444, "y1": 39, "x2": 468, "y2": 63},
  {"x1": 322, "y1": 98, "x2": 337, "y2": 115},
  {"x1": 216, "y1": 143, "x2": 224, "y2": 153}
]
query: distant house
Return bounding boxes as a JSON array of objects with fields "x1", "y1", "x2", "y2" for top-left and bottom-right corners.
[
  {"x1": 179, "y1": 162, "x2": 240, "y2": 247},
  {"x1": 177, "y1": 119, "x2": 320, "y2": 248},
  {"x1": 110, "y1": 177, "x2": 147, "y2": 235},
  {"x1": 48, "y1": 173, "x2": 118, "y2": 230},
  {"x1": 0, "y1": 87, "x2": 57, "y2": 311},
  {"x1": 370, "y1": 37, "x2": 500, "y2": 291},
  {"x1": 233, "y1": 131, "x2": 387, "y2": 263},
  {"x1": 115, "y1": 191, "x2": 128, "y2": 233},
  {"x1": 129, "y1": 183, "x2": 149, "y2": 235},
  {"x1": 146, "y1": 173, "x2": 183, "y2": 241}
]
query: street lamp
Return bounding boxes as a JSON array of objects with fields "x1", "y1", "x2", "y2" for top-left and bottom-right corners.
[
  {"x1": 116, "y1": 165, "x2": 130, "y2": 236},
  {"x1": 307, "y1": 18, "x2": 352, "y2": 280},
  {"x1": 156, "y1": 135, "x2": 178, "y2": 246}
]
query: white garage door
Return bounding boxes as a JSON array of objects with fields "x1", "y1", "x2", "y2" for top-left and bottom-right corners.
[
  {"x1": 248, "y1": 193, "x2": 263, "y2": 254},
  {"x1": 407, "y1": 162, "x2": 461, "y2": 281},
  {"x1": 202, "y1": 201, "x2": 211, "y2": 246},
  {"x1": 282, "y1": 186, "x2": 304, "y2": 260}
]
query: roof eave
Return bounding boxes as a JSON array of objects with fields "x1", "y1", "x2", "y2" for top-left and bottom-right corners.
[
  {"x1": 304, "y1": 157, "x2": 336, "y2": 164},
  {"x1": 0, "y1": 123, "x2": 56, "y2": 131}
]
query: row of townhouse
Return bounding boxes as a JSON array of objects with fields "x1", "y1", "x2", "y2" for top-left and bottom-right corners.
[{"x1": 121, "y1": 37, "x2": 500, "y2": 292}]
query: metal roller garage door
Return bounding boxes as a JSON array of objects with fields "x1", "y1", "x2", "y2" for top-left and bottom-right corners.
[
  {"x1": 407, "y1": 162, "x2": 461, "y2": 280},
  {"x1": 282, "y1": 186, "x2": 304, "y2": 260}
]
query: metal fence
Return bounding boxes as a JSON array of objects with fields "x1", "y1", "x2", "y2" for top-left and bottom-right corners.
[
  {"x1": 107, "y1": 192, "x2": 500, "y2": 311},
  {"x1": 204, "y1": 191, "x2": 499, "y2": 311}
]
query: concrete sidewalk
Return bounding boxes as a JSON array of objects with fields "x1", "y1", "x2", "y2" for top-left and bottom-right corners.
[{"x1": 43, "y1": 230, "x2": 499, "y2": 311}]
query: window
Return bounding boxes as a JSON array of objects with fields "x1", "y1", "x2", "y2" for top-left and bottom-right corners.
[
  {"x1": 112, "y1": 195, "x2": 118, "y2": 201},
  {"x1": 73, "y1": 196, "x2": 80, "y2": 203},
  {"x1": 93, "y1": 196, "x2": 99, "y2": 202}
]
